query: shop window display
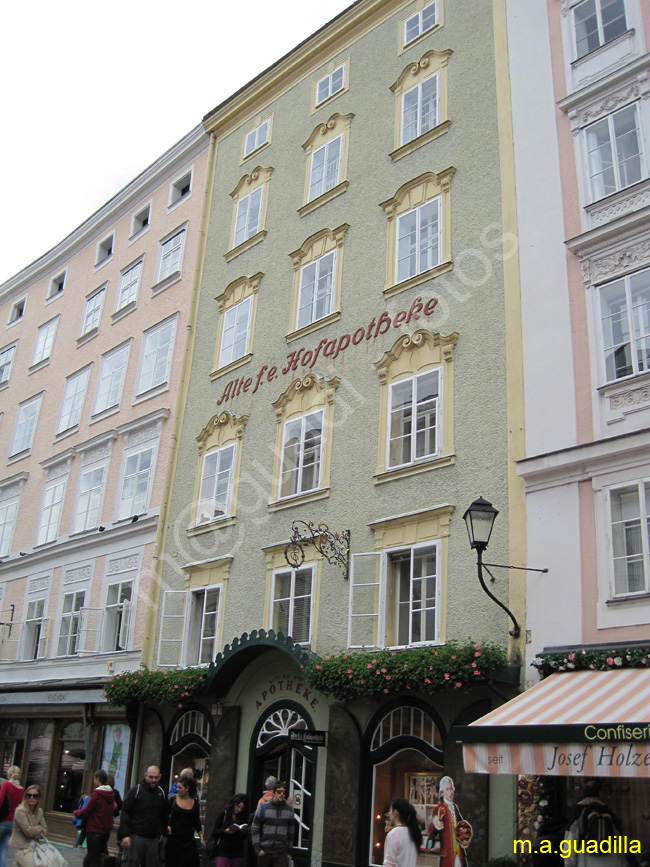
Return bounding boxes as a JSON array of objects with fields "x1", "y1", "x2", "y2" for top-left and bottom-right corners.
[
  {"x1": 1, "y1": 721, "x2": 25, "y2": 777},
  {"x1": 53, "y1": 721, "x2": 85, "y2": 813},
  {"x1": 25, "y1": 721, "x2": 53, "y2": 793},
  {"x1": 101, "y1": 724, "x2": 130, "y2": 798}
]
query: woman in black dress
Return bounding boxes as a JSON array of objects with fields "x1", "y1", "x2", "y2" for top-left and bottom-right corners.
[
  {"x1": 207, "y1": 793, "x2": 249, "y2": 867},
  {"x1": 166, "y1": 778, "x2": 203, "y2": 867}
]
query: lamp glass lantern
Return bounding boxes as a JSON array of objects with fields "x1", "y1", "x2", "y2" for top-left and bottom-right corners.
[{"x1": 463, "y1": 497, "x2": 499, "y2": 551}]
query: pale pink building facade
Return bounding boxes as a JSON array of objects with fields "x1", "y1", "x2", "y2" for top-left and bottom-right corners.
[{"x1": 0, "y1": 124, "x2": 209, "y2": 830}]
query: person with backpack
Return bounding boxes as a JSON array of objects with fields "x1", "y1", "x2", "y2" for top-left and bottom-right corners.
[
  {"x1": 250, "y1": 781, "x2": 294, "y2": 867},
  {"x1": 120, "y1": 766, "x2": 168, "y2": 867},
  {"x1": 573, "y1": 781, "x2": 624, "y2": 867},
  {"x1": 73, "y1": 769, "x2": 115, "y2": 867}
]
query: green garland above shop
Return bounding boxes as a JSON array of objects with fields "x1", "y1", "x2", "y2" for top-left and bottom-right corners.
[
  {"x1": 104, "y1": 667, "x2": 209, "y2": 708},
  {"x1": 532, "y1": 645, "x2": 650, "y2": 679},
  {"x1": 302, "y1": 641, "x2": 508, "y2": 701}
]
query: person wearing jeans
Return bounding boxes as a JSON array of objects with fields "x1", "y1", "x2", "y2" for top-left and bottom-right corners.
[
  {"x1": 0, "y1": 765, "x2": 24, "y2": 867},
  {"x1": 73, "y1": 769, "x2": 115, "y2": 867}
]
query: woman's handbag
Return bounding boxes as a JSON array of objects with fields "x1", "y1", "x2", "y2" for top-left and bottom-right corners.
[{"x1": 32, "y1": 839, "x2": 69, "y2": 867}]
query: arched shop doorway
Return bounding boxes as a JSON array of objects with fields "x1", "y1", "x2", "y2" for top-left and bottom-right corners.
[
  {"x1": 365, "y1": 704, "x2": 445, "y2": 867},
  {"x1": 249, "y1": 702, "x2": 316, "y2": 867},
  {"x1": 167, "y1": 707, "x2": 213, "y2": 824}
]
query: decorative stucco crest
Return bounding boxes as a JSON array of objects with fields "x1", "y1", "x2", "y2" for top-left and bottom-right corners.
[
  {"x1": 390, "y1": 49, "x2": 452, "y2": 93},
  {"x1": 289, "y1": 225, "x2": 349, "y2": 271},
  {"x1": 230, "y1": 167, "x2": 273, "y2": 200},
  {"x1": 589, "y1": 185, "x2": 650, "y2": 226},
  {"x1": 64, "y1": 565, "x2": 92, "y2": 585},
  {"x1": 374, "y1": 329, "x2": 458, "y2": 385},
  {"x1": 28, "y1": 576, "x2": 50, "y2": 593},
  {"x1": 302, "y1": 113, "x2": 354, "y2": 151},
  {"x1": 609, "y1": 384, "x2": 650, "y2": 411},
  {"x1": 272, "y1": 375, "x2": 340, "y2": 418},
  {"x1": 591, "y1": 239, "x2": 650, "y2": 282},
  {"x1": 107, "y1": 554, "x2": 140, "y2": 575},
  {"x1": 196, "y1": 411, "x2": 248, "y2": 456},
  {"x1": 579, "y1": 84, "x2": 639, "y2": 127}
]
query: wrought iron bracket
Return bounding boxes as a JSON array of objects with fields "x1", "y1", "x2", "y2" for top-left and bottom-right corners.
[{"x1": 284, "y1": 521, "x2": 350, "y2": 580}]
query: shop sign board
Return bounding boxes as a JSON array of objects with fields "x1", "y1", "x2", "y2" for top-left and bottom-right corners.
[{"x1": 289, "y1": 729, "x2": 327, "y2": 747}]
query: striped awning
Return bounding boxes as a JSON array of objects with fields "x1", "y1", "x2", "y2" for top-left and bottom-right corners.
[{"x1": 459, "y1": 669, "x2": 650, "y2": 778}]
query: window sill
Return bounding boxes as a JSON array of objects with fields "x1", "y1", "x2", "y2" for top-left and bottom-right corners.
[
  {"x1": 46, "y1": 290, "x2": 65, "y2": 305},
  {"x1": 112, "y1": 301, "x2": 137, "y2": 324},
  {"x1": 132, "y1": 383, "x2": 170, "y2": 406},
  {"x1": 286, "y1": 311, "x2": 341, "y2": 344},
  {"x1": 400, "y1": 23, "x2": 441, "y2": 54},
  {"x1": 209, "y1": 352, "x2": 253, "y2": 381},
  {"x1": 390, "y1": 121, "x2": 451, "y2": 162},
  {"x1": 90, "y1": 405, "x2": 120, "y2": 425},
  {"x1": 94, "y1": 254, "x2": 113, "y2": 272},
  {"x1": 28, "y1": 358, "x2": 50, "y2": 375},
  {"x1": 187, "y1": 516, "x2": 236, "y2": 535},
  {"x1": 298, "y1": 181, "x2": 349, "y2": 217},
  {"x1": 6, "y1": 316, "x2": 24, "y2": 330},
  {"x1": 268, "y1": 487, "x2": 330, "y2": 512},
  {"x1": 225, "y1": 230, "x2": 267, "y2": 263},
  {"x1": 584, "y1": 177, "x2": 650, "y2": 227},
  {"x1": 54, "y1": 425, "x2": 80, "y2": 442},
  {"x1": 0, "y1": 380, "x2": 8, "y2": 391},
  {"x1": 129, "y1": 225, "x2": 150, "y2": 245},
  {"x1": 168, "y1": 192, "x2": 192, "y2": 213},
  {"x1": 571, "y1": 29, "x2": 635, "y2": 66},
  {"x1": 152, "y1": 271, "x2": 182, "y2": 296},
  {"x1": 384, "y1": 260, "x2": 452, "y2": 298},
  {"x1": 605, "y1": 590, "x2": 650, "y2": 605},
  {"x1": 242, "y1": 141, "x2": 270, "y2": 165},
  {"x1": 7, "y1": 449, "x2": 31, "y2": 465},
  {"x1": 313, "y1": 87, "x2": 348, "y2": 114},
  {"x1": 374, "y1": 453, "x2": 455, "y2": 484},
  {"x1": 77, "y1": 328, "x2": 99, "y2": 347}
]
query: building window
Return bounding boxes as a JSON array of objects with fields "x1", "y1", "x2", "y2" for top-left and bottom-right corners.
[
  {"x1": 136, "y1": 316, "x2": 177, "y2": 397},
  {"x1": 300, "y1": 114, "x2": 353, "y2": 215},
  {"x1": 57, "y1": 592, "x2": 85, "y2": 656},
  {"x1": 170, "y1": 170, "x2": 192, "y2": 207},
  {"x1": 212, "y1": 274, "x2": 261, "y2": 377},
  {"x1": 156, "y1": 228, "x2": 186, "y2": 284},
  {"x1": 0, "y1": 343, "x2": 17, "y2": 387},
  {"x1": 402, "y1": 74, "x2": 438, "y2": 145},
  {"x1": 118, "y1": 445, "x2": 154, "y2": 520},
  {"x1": 187, "y1": 587, "x2": 222, "y2": 664},
  {"x1": 197, "y1": 444, "x2": 236, "y2": 525},
  {"x1": 315, "y1": 62, "x2": 347, "y2": 108},
  {"x1": 288, "y1": 225, "x2": 348, "y2": 339},
  {"x1": 280, "y1": 411, "x2": 324, "y2": 500},
  {"x1": 380, "y1": 170, "x2": 454, "y2": 296},
  {"x1": 391, "y1": 51, "x2": 450, "y2": 158},
  {"x1": 48, "y1": 271, "x2": 66, "y2": 300},
  {"x1": 73, "y1": 464, "x2": 106, "y2": 533},
  {"x1": 386, "y1": 544, "x2": 439, "y2": 646},
  {"x1": 388, "y1": 370, "x2": 440, "y2": 469},
  {"x1": 102, "y1": 581, "x2": 133, "y2": 651},
  {"x1": 243, "y1": 118, "x2": 271, "y2": 159},
  {"x1": 131, "y1": 203, "x2": 151, "y2": 237},
  {"x1": 227, "y1": 168, "x2": 273, "y2": 259},
  {"x1": 36, "y1": 478, "x2": 66, "y2": 545},
  {"x1": 404, "y1": 0, "x2": 439, "y2": 46},
  {"x1": 309, "y1": 136, "x2": 342, "y2": 202},
  {"x1": 22, "y1": 599, "x2": 47, "y2": 660},
  {"x1": 11, "y1": 394, "x2": 43, "y2": 457},
  {"x1": 271, "y1": 565, "x2": 314, "y2": 644},
  {"x1": 117, "y1": 261, "x2": 143, "y2": 311},
  {"x1": 297, "y1": 253, "x2": 336, "y2": 331},
  {"x1": 610, "y1": 482, "x2": 650, "y2": 595},
  {"x1": 586, "y1": 103, "x2": 645, "y2": 201},
  {"x1": 574, "y1": 0, "x2": 627, "y2": 59},
  {"x1": 219, "y1": 298, "x2": 253, "y2": 369},
  {"x1": 81, "y1": 287, "x2": 106, "y2": 337},
  {"x1": 31, "y1": 317, "x2": 59, "y2": 367},
  {"x1": 0, "y1": 500, "x2": 18, "y2": 558},
  {"x1": 235, "y1": 188, "x2": 262, "y2": 248},
  {"x1": 96, "y1": 234, "x2": 114, "y2": 266},
  {"x1": 92, "y1": 342, "x2": 130, "y2": 416},
  {"x1": 57, "y1": 367, "x2": 91, "y2": 435},
  {"x1": 8, "y1": 298, "x2": 26, "y2": 326},
  {"x1": 599, "y1": 266, "x2": 650, "y2": 382}
]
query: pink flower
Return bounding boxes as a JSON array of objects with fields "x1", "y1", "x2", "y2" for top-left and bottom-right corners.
[
  {"x1": 451, "y1": 655, "x2": 456, "y2": 660},
  {"x1": 471, "y1": 662, "x2": 477, "y2": 668},
  {"x1": 643, "y1": 658, "x2": 648, "y2": 665},
  {"x1": 360, "y1": 679, "x2": 364, "y2": 684},
  {"x1": 348, "y1": 674, "x2": 353, "y2": 679},
  {"x1": 403, "y1": 664, "x2": 408, "y2": 668},
  {"x1": 347, "y1": 669, "x2": 352, "y2": 673},
  {"x1": 174, "y1": 685, "x2": 179, "y2": 689},
  {"x1": 474, "y1": 670, "x2": 481, "y2": 676},
  {"x1": 372, "y1": 659, "x2": 377, "y2": 663},
  {"x1": 315, "y1": 665, "x2": 321, "y2": 670},
  {"x1": 475, "y1": 643, "x2": 481, "y2": 650},
  {"x1": 429, "y1": 666, "x2": 433, "y2": 670},
  {"x1": 406, "y1": 685, "x2": 411, "y2": 689},
  {"x1": 424, "y1": 678, "x2": 431, "y2": 684},
  {"x1": 568, "y1": 653, "x2": 575, "y2": 661},
  {"x1": 456, "y1": 682, "x2": 462, "y2": 688},
  {"x1": 178, "y1": 703, "x2": 183, "y2": 708},
  {"x1": 381, "y1": 668, "x2": 387, "y2": 673},
  {"x1": 385, "y1": 675, "x2": 391, "y2": 680},
  {"x1": 383, "y1": 689, "x2": 389, "y2": 693},
  {"x1": 444, "y1": 673, "x2": 450, "y2": 680},
  {"x1": 475, "y1": 652, "x2": 481, "y2": 657},
  {"x1": 607, "y1": 657, "x2": 614, "y2": 665},
  {"x1": 325, "y1": 656, "x2": 330, "y2": 660},
  {"x1": 367, "y1": 664, "x2": 372, "y2": 669},
  {"x1": 343, "y1": 655, "x2": 347, "y2": 659}
]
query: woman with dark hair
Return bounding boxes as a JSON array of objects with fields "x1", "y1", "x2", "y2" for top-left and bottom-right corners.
[
  {"x1": 383, "y1": 797, "x2": 422, "y2": 867},
  {"x1": 206, "y1": 793, "x2": 250, "y2": 867},
  {"x1": 166, "y1": 777, "x2": 203, "y2": 867}
]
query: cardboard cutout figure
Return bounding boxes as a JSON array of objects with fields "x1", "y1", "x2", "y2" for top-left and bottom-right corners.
[{"x1": 431, "y1": 777, "x2": 473, "y2": 867}]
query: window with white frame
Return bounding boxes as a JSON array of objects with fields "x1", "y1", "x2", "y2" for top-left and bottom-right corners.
[
  {"x1": 102, "y1": 580, "x2": 133, "y2": 652},
  {"x1": 316, "y1": 64, "x2": 346, "y2": 107},
  {"x1": 170, "y1": 171, "x2": 192, "y2": 206},
  {"x1": 117, "y1": 261, "x2": 143, "y2": 311},
  {"x1": 297, "y1": 251, "x2": 335, "y2": 330},
  {"x1": 234, "y1": 188, "x2": 263, "y2": 248},
  {"x1": 187, "y1": 587, "x2": 222, "y2": 664},
  {"x1": 136, "y1": 316, "x2": 177, "y2": 397},
  {"x1": 386, "y1": 543, "x2": 439, "y2": 646},
  {"x1": 599, "y1": 266, "x2": 650, "y2": 382},
  {"x1": 308, "y1": 136, "x2": 342, "y2": 202},
  {"x1": 218, "y1": 297, "x2": 252, "y2": 369},
  {"x1": 73, "y1": 464, "x2": 106, "y2": 533},
  {"x1": 81, "y1": 288, "x2": 106, "y2": 336},
  {"x1": 118, "y1": 445, "x2": 154, "y2": 520},
  {"x1": 31, "y1": 317, "x2": 59, "y2": 366},
  {"x1": 156, "y1": 228, "x2": 186, "y2": 283},
  {"x1": 0, "y1": 499, "x2": 18, "y2": 558},
  {"x1": 280, "y1": 410, "x2": 323, "y2": 499},
  {"x1": 585, "y1": 103, "x2": 645, "y2": 201},
  {"x1": 244, "y1": 119, "x2": 270, "y2": 158},
  {"x1": 131, "y1": 204, "x2": 150, "y2": 237},
  {"x1": 57, "y1": 367, "x2": 91, "y2": 435},
  {"x1": 573, "y1": 0, "x2": 627, "y2": 59},
  {"x1": 401, "y1": 73, "x2": 439, "y2": 145},
  {"x1": 22, "y1": 599, "x2": 47, "y2": 660},
  {"x1": 36, "y1": 478, "x2": 66, "y2": 545},
  {"x1": 48, "y1": 271, "x2": 66, "y2": 300},
  {"x1": 57, "y1": 591, "x2": 85, "y2": 656},
  {"x1": 96, "y1": 234, "x2": 114, "y2": 265},
  {"x1": 92, "y1": 342, "x2": 130, "y2": 416},
  {"x1": 396, "y1": 197, "x2": 441, "y2": 283},
  {"x1": 404, "y1": 1, "x2": 438, "y2": 45},
  {"x1": 388, "y1": 370, "x2": 440, "y2": 468},
  {"x1": 11, "y1": 394, "x2": 42, "y2": 456},
  {"x1": 0, "y1": 343, "x2": 17, "y2": 387},
  {"x1": 197, "y1": 444, "x2": 235, "y2": 525},
  {"x1": 271, "y1": 565, "x2": 313, "y2": 644},
  {"x1": 8, "y1": 298, "x2": 26, "y2": 325},
  {"x1": 609, "y1": 482, "x2": 650, "y2": 595}
]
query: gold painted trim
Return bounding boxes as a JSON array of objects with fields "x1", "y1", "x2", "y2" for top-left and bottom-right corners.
[
  {"x1": 289, "y1": 224, "x2": 349, "y2": 334},
  {"x1": 224, "y1": 230, "x2": 267, "y2": 262},
  {"x1": 187, "y1": 517, "x2": 237, "y2": 535},
  {"x1": 209, "y1": 352, "x2": 253, "y2": 381},
  {"x1": 268, "y1": 487, "x2": 331, "y2": 512},
  {"x1": 373, "y1": 453, "x2": 455, "y2": 484},
  {"x1": 384, "y1": 261, "x2": 452, "y2": 297},
  {"x1": 298, "y1": 181, "x2": 349, "y2": 217},
  {"x1": 390, "y1": 120, "x2": 451, "y2": 162}
]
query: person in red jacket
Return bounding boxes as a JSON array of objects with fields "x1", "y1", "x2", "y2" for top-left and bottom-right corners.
[
  {"x1": 0, "y1": 765, "x2": 24, "y2": 867},
  {"x1": 74, "y1": 769, "x2": 115, "y2": 867}
]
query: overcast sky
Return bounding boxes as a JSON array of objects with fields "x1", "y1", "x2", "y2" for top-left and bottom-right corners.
[{"x1": 0, "y1": 0, "x2": 353, "y2": 285}]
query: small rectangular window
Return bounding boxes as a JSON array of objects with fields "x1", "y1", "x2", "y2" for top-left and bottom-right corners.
[
  {"x1": 186, "y1": 587, "x2": 222, "y2": 665},
  {"x1": 136, "y1": 316, "x2": 177, "y2": 396},
  {"x1": 57, "y1": 591, "x2": 85, "y2": 657},
  {"x1": 102, "y1": 581, "x2": 133, "y2": 652},
  {"x1": 610, "y1": 482, "x2": 650, "y2": 595},
  {"x1": 57, "y1": 367, "x2": 91, "y2": 434},
  {"x1": 197, "y1": 444, "x2": 236, "y2": 525},
  {"x1": 388, "y1": 370, "x2": 440, "y2": 468},
  {"x1": 585, "y1": 103, "x2": 644, "y2": 201},
  {"x1": 404, "y1": 1, "x2": 438, "y2": 45},
  {"x1": 157, "y1": 229, "x2": 186, "y2": 283},
  {"x1": 11, "y1": 394, "x2": 43, "y2": 456},
  {"x1": 131, "y1": 204, "x2": 151, "y2": 237},
  {"x1": 244, "y1": 119, "x2": 271, "y2": 158},
  {"x1": 218, "y1": 298, "x2": 252, "y2": 369},
  {"x1": 22, "y1": 599, "x2": 47, "y2": 660},
  {"x1": 81, "y1": 288, "x2": 106, "y2": 337},
  {"x1": 170, "y1": 171, "x2": 192, "y2": 206},
  {"x1": 48, "y1": 271, "x2": 66, "y2": 300},
  {"x1": 96, "y1": 234, "x2": 114, "y2": 265},
  {"x1": 117, "y1": 261, "x2": 143, "y2": 311},
  {"x1": 316, "y1": 64, "x2": 346, "y2": 107},
  {"x1": 0, "y1": 499, "x2": 19, "y2": 558},
  {"x1": 599, "y1": 266, "x2": 650, "y2": 382},
  {"x1": 93, "y1": 342, "x2": 130, "y2": 416},
  {"x1": 308, "y1": 135, "x2": 342, "y2": 202},
  {"x1": 272, "y1": 565, "x2": 314, "y2": 644},
  {"x1": 118, "y1": 445, "x2": 154, "y2": 520},
  {"x1": 396, "y1": 197, "x2": 441, "y2": 283},
  {"x1": 386, "y1": 544, "x2": 439, "y2": 646},
  {"x1": 574, "y1": 0, "x2": 627, "y2": 59},
  {"x1": 298, "y1": 251, "x2": 335, "y2": 330},
  {"x1": 37, "y1": 479, "x2": 67, "y2": 546},
  {"x1": 8, "y1": 298, "x2": 26, "y2": 325},
  {"x1": 233, "y1": 189, "x2": 263, "y2": 248},
  {"x1": 73, "y1": 464, "x2": 106, "y2": 533},
  {"x1": 401, "y1": 73, "x2": 439, "y2": 145}
]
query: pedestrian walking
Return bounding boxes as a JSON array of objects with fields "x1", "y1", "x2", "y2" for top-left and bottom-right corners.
[
  {"x1": 383, "y1": 798, "x2": 422, "y2": 867},
  {"x1": 250, "y1": 781, "x2": 294, "y2": 867},
  {"x1": 256, "y1": 779, "x2": 276, "y2": 808},
  {"x1": 165, "y1": 777, "x2": 203, "y2": 867},
  {"x1": 73, "y1": 769, "x2": 115, "y2": 867},
  {"x1": 119, "y1": 766, "x2": 168, "y2": 867},
  {"x1": 206, "y1": 792, "x2": 249, "y2": 867},
  {"x1": 0, "y1": 766, "x2": 24, "y2": 867}
]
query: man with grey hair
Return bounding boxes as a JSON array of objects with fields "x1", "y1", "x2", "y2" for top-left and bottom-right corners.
[{"x1": 257, "y1": 776, "x2": 277, "y2": 806}]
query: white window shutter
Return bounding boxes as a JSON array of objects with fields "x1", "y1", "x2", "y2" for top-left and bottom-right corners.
[
  {"x1": 348, "y1": 552, "x2": 383, "y2": 649},
  {"x1": 158, "y1": 590, "x2": 189, "y2": 667},
  {"x1": 118, "y1": 600, "x2": 132, "y2": 650},
  {"x1": 37, "y1": 618, "x2": 49, "y2": 659}
]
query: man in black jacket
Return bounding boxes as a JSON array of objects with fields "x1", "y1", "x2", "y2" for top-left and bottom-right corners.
[{"x1": 120, "y1": 766, "x2": 168, "y2": 866}]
